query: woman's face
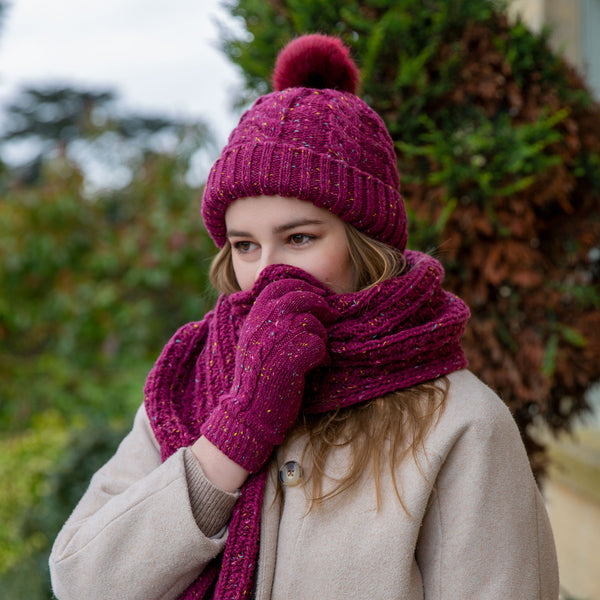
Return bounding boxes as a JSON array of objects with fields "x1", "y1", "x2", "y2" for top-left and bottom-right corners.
[{"x1": 225, "y1": 195, "x2": 354, "y2": 293}]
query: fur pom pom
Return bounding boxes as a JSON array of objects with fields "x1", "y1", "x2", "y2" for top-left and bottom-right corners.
[{"x1": 272, "y1": 34, "x2": 359, "y2": 93}]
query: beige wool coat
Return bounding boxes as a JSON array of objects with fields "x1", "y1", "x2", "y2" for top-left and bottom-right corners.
[{"x1": 50, "y1": 370, "x2": 559, "y2": 599}]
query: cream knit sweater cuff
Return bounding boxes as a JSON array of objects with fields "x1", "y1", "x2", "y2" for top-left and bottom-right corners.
[{"x1": 183, "y1": 448, "x2": 240, "y2": 538}]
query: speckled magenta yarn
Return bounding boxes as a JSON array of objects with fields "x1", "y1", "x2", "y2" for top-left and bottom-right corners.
[
  {"x1": 201, "y1": 34, "x2": 407, "y2": 251},
  {"x1": 144, "y1": 257, "x2": 470, "y2": 600}
]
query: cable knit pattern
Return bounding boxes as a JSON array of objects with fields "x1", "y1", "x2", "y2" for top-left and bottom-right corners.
[{"x1": 144, "y1": 255, "x2": 470, "y2": 600}]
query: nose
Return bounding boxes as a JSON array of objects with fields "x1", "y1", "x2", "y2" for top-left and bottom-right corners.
[{"x1": 255, "y1": 246, "x2": 283, "y2": 282}]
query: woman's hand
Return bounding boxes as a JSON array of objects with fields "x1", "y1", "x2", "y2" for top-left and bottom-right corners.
[{"x1": 200, "y1": 277, "x2": 336, "y2": 473}]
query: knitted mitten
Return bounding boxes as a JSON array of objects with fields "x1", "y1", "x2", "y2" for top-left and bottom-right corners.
[{"x1": 201, "y1": 277, "x2": 335, "y2": 472}]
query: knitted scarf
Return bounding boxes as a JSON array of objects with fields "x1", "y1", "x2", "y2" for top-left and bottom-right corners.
[{"x1": 144, "y1": 250, "x2": 470, "y2": 599}]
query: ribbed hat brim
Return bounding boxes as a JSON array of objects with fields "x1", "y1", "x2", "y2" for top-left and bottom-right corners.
[{"x1": 202, "y1": 141, "x2": 408, "y2": 251}]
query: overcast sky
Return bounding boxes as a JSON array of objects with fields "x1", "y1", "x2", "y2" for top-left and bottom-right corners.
[{"x1": 0, "y1": 0, "x2": 243, "y2": 147}]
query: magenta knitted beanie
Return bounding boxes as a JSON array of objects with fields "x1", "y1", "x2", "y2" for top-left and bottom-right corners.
[{"x1": 201, "y1": 34, "x2": 408, "y2": 251}]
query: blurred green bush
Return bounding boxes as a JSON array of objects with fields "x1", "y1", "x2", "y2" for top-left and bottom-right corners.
[{"x1": 0, "y1": 147, "x2": 216, "y2": 596}]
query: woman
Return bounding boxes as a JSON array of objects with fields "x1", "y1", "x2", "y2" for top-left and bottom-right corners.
[{"x1": 50, "y1": 34, "x2": 559, "y2": 599}]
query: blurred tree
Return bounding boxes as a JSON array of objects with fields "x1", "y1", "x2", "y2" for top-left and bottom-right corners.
[
  {"x1": 0, "y1": 84, "x2": 213, "y2": 189},
  {"x1": 0, "y1": 149, "x2": 216, "y2": 429},
  {"x1": 0, "y1": 148, "x2": 217, "y2": 597},
  {"x1": 219, "y1": 0, "x2": 600, "y2": 475},
  {"x1": 0, "y1": 4, "x2": 220, "y2": 597},
  {"x1": 0, "y1": 76, "x2": 217, "y2": 600},
  {"x1": 3, "y1": 87, "x2": 116, "y2": 149}
]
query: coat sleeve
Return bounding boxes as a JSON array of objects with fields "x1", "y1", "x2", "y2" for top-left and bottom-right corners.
[
  {"x1": 416, "y1": 376, "x2": 559, "y2": 600},
  {"x1": 49, "y1": 404, "x2": 239, "y2": 600}
]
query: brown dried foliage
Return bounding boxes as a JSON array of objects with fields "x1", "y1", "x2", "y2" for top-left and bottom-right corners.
[{"x1": 404, "y1": 17, "x2": 600, "y2": 478}]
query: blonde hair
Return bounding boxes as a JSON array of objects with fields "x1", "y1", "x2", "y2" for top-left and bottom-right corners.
[
  {"x1": 209, "y1": 221, "x2": 446, "y2": 509},
  {"x1": 293, "y1": 378, "x2": 447, "y2": 512}
]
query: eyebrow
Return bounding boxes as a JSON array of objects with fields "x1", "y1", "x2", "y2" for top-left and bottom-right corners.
[{"x1": 226, "y1": 218, "x2": 325, "y2": 238}]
